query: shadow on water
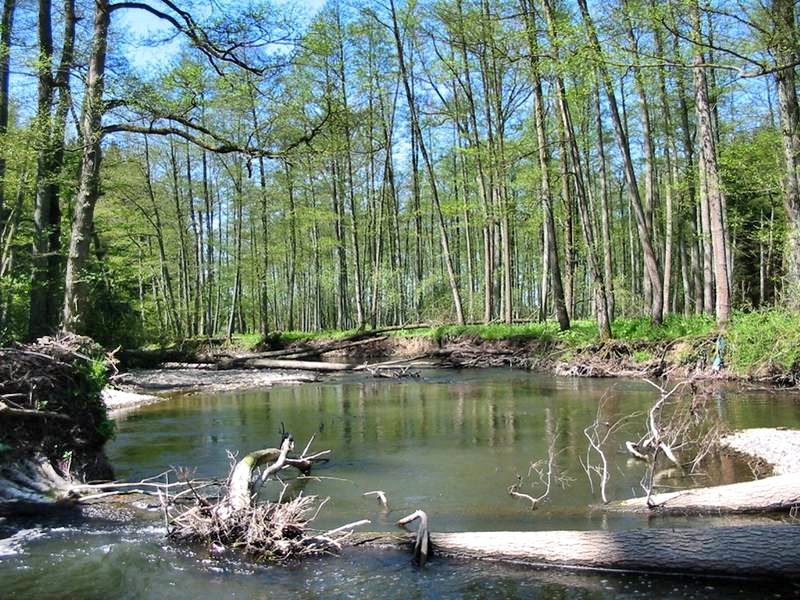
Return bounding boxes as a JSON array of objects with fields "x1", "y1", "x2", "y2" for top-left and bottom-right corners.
[{"x1": 3, "y1": 370, "x2": 800, "y2": 598}]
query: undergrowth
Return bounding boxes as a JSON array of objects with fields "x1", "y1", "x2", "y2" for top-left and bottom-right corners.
[{"x1": 726, "y1": 310, "x2": 800, "y2": 376}]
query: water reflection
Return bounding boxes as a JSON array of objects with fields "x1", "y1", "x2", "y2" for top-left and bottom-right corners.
[
  {"x1": 3, "y1": 371, "x2": 799, "y2": 599},
  {"x1": 108, "y1": 371, "x2": 800, "y2": 534}
]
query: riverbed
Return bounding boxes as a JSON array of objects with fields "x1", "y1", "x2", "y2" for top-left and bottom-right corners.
[{"x1": 3, "y1": 370, "x2": 800, "y2": 598}]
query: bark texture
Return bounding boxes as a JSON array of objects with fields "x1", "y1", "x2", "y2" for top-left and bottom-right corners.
[{"x1": 355, "y1": 524, "x2": 800, "y2": 578}]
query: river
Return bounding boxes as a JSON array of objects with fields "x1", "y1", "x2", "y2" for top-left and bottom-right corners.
[{"x1": 2, "y1": 370, "x2": 799, "y2": 598}]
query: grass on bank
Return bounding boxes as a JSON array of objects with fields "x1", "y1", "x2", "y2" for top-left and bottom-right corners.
[
  {"x1": 145, "y1": 309, "x2": 800, "y2": 379},
  {"x1": 725, "y1": 310, "x2": 800, "y2": 376}
]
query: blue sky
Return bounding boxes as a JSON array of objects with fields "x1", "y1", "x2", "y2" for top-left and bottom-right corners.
[{"x1": 116, "y1": 1, "x2": 326, "y2": 70}]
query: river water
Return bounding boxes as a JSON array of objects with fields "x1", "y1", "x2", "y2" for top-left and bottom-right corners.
[{"x1": 2, "y1": 370, "x2": 800, "y2": 598}]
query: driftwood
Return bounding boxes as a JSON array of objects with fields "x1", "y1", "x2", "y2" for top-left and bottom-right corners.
[
  {"x1": 225, "y1": 435, "x2": 296, "y2": 512},
  {"x1": 606, "y1": 472, "x2": 800, "y2": 515},
  {"x1": 0, "y1": 400, "x2": 72, "y2": 421},
  {"x1": 239, "y1": 358, "x2": 354, "y2": 372},
  {"x1": 278, "y1": 336, "x2": 389, "y2": 360},
  {"x1": 354, "y1": 524, "x2": 800, "y2": 578}
]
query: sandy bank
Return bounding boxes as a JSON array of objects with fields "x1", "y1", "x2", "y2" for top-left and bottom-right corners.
[
  {"x1": 720, "y1": 428, "x2": 800, "y2": 475},
  {"x1": 102, "y1": 368, "x2": 319, "y2": 415}
]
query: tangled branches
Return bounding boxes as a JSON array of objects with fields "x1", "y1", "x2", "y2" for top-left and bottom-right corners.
[
  {"x1": 167, "y1": 485, "x2": 344, "y2": 561},
  {"x1": 0, "y1": 334, "x2": 116, "y2": 486},
  {"x1": 162, "y1": 436, "x2": 359, "y2": 562},
  {"x1": 624, "y1": 380, "x2": 725, "y2": 507}
]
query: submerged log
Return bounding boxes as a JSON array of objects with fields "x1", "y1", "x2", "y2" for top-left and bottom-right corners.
[
  {"x1": 353, "y1": 524, "x2": 800, "y2": 578},
  {"x1": 606, "y1": 472, "x2": 800, "y2": 515}
]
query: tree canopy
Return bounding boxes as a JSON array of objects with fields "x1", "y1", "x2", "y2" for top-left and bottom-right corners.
[{"x1": 0, "y1": 0, "x2": 794, "y2": 346}]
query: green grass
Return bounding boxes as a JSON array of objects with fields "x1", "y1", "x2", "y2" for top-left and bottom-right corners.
[
  {"x1": 726, "y1": 309, "x2": 800, "y2": 375},
  {"x1": 229, "y1": 332, "x2": 264, "y2": 350},
  {"x1": 429, "y1": 322, "x2": 562, "y2": 342},
  {"x1": 270, "y1": 316, "x2": 715, "y2": 348},
  {"x1": 612, "y1": 314, "x2": 715, "y2": 342}
]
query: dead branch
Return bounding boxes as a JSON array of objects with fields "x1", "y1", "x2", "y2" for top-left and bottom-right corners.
[
  {"x1": 508, "y1": 430, "x2": 568, "y2": 510},
  {"x1": 397, "y1": 509, "x2": 430, "y2": 567},
  {"x1": 583, "y1": 397, "x2": 637, "y2": 504},
  {"x1": 0, "y1": 400, "x2": 71, "y2": 421},
  {"x1": 363, "y1": 490, "x2": 390, "y2": 510}
]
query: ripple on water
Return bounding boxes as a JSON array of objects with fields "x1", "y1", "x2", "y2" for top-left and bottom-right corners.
[{"x1": 0, "y1": 528, "x2": 46, "y2": 557}]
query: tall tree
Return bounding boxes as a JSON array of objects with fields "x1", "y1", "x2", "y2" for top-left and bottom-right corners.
[
  {"x1": 542, "y1": 0, "x2": 611, "y2": 339},
  {"x1": 518, "y1": 0, "x2": 570, "y2": 331},
  {"x1": 576, "y1": 0, "x2": 663, "y2": 324},
  {"x1": 61, "y1": 0, "x2": 108, "y2": 333},
  {"x1": 691, "y1": 0, "x2": 731, "y2": 325},
  {"x1": 389, "y1": 0, "x2": 465, "y2": 324},
  {"x1": 29, "y1": 0, "x2": 74, "y2": 338},
  {"x1": 0, "y1": 0, "x2": 14, "y2": 225},
  {"x1": 771, "y1": 0, "x2": 800, "y2": 306},
  {"x1": 60, "y1": 0, "x2": 313, "y2": 334}
]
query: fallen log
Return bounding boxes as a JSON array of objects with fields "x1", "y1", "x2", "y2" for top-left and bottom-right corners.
[
  {"x1": 353, "y1": 524, "x2": 800, "y2": 579},
  {"x1": 280, "y1": 336, "x2": 390, "y2": 360},
  {"x1": 605, "y1": 472, "x2": 800, "y2": 515},
  {"x1": 240, "y1": 358, "x2": 354, "y2": 372}
]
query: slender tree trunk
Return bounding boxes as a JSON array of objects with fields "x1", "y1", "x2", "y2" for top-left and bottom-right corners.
[
  {"x1": 330, "y1": 156, "x2": 348, "y2": 330},
  {"x1": 519, "y1": 0, "x2": 569, "y2": 331},
  {"x1": 389, "y1": 0, "x2": 464, "y2": 324},
  {"x1": 333, "y1": 14, "x2": 365, "y2": 328},
  {"x1": 543, "y1": 0, "x2": 611, "y2": 339},
  {"x1": 691, "y1": 1, "x2": 731, "y2": 325},
  {"x1": 0, "y1": 0, "x2": 16, "y2": 330},
  {"x1": 0, "y1": 0, "x2": 14, "y2": 223},
  {"x1": 184, "y1": 139, "x2": 202, "y2": 336},
  {"x1": 771, "y1": 0, "x2": 800, "y2": 306},
  {"x1": 169, "y1": 139, "x2": 190, "y2": 337},
  {"x1": 284, "y1": 161, "x2": 298, "y2": 331},
  {"x1": 653, "y1": 14, "x2": 677, "y2": 315},
  {"x1": 61, "y1": 0, "x2": 109, "y2": 334},
  {"x1": 576, "y1": 0, "x2": 662, "y2": 324},
  {"x1": 30, "y1": 0, "x2": 74, "y2": 339},
  {"x1": 202, "y1": 150, "x2": 216, "y2": 335},
  {"x1": 142, "y1": 138, "x2": 179, "y2": 337},
  {"x1": 622, "y1": 0, "x2": 658, "y2": 314},
  {"x1": 594, "y1": 80, "x2": 615, "y2": 321}
]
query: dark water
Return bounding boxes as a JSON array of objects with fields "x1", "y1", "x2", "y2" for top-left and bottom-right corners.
[{"x1": 2, "y1": 370, "x2": 800, "y2": 598}]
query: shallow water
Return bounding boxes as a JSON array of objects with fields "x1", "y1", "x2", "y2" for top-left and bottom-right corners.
[{"x1": 2, "y1": 370, "x2": 800, "y2": 598}]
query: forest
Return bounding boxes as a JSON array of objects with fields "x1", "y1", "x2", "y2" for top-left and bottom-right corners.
[{"x1": 0, "y1": 0, "x2": 796, "y2": 348}]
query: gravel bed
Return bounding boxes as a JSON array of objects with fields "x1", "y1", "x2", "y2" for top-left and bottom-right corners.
[{"x1": 720, "y1": 428, "x2": 800, "y2": 475}]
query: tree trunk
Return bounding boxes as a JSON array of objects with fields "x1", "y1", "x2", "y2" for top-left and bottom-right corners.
[
  {"x1": 30, "y1": 0, "x2": 74, "y2": 339},
  {"x1": 520, "y1": 0, "x2": 570, "y2": 331},
  {"x1": 771, "y1": 0, "x2": 800, "y2": 306},
  {"x1": 0, "y1": 0, "x2": 14, "y2": 224},
  {"x1": 692, "y1": 1, "x2": 731, "y2": 325},
  {"x1": 61, "y1": 0, "x2": 109, "y2": 334},
  {"x1": 594, "y1": 80, "x2": 615, "y2": 321},
  {"x1": 609, "y1": 472, "x2": 800, "y2": 515},
  {"x1": 576, "y1": 0, "x2": 663, "y2": 324},
  {"x1": 542, "y1": 0, "x2": 611, "y2": 339},
  {"x1": 389, "y1": 0, "x2": 465, "y2": 325},
  {"x1": 355, "y1": 524, "x2": 800, "y2": 579}
]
